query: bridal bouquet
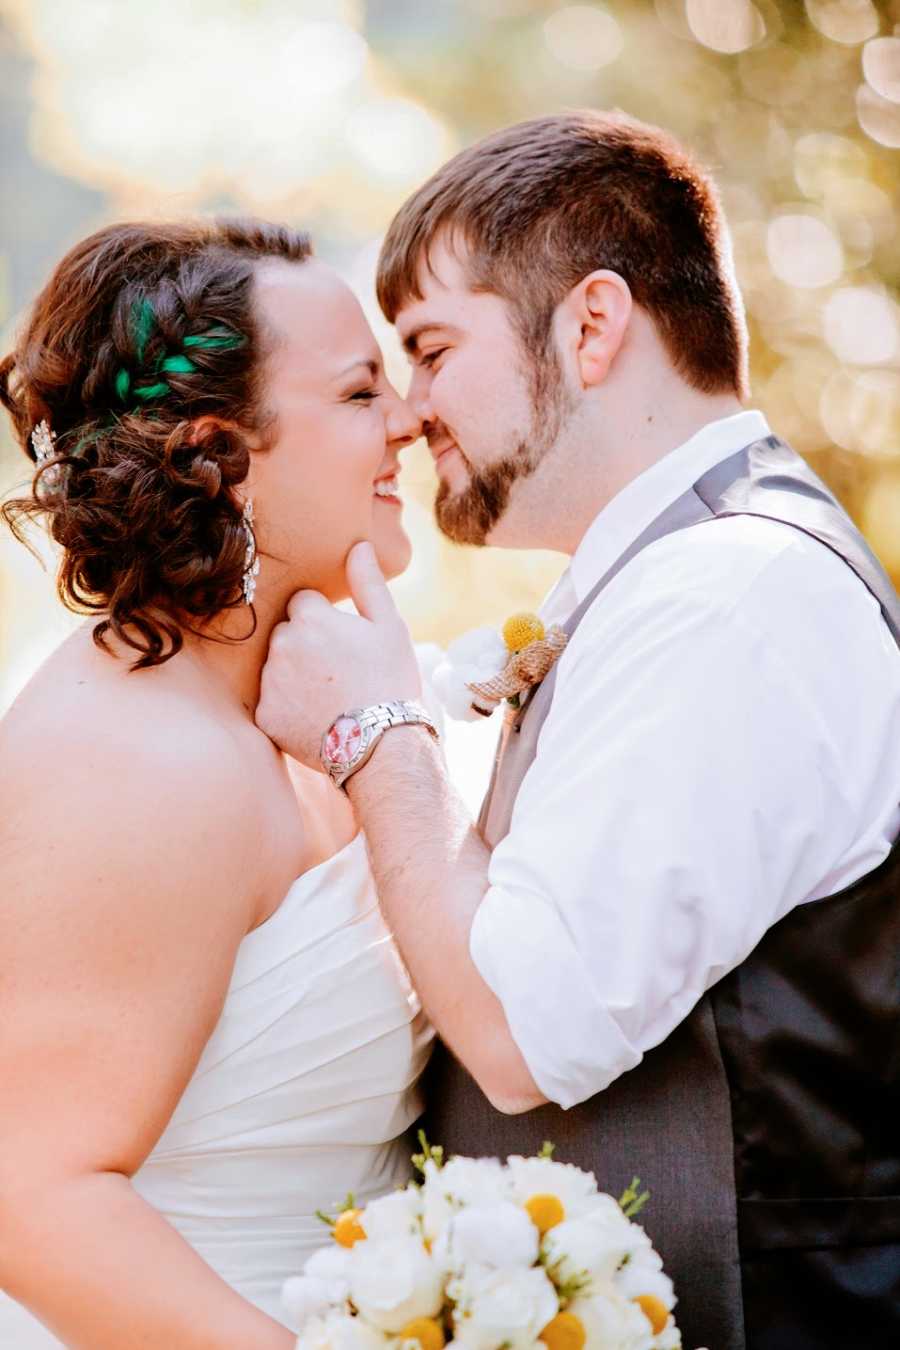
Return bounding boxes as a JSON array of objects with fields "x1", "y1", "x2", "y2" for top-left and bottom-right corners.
[{"x1": 282, "y1": 1139, "x2": 681, "y2": 1350}]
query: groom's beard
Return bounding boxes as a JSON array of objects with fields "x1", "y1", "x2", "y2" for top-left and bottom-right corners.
[
  {"x1": 434, "y1": 352, "x2": 573, "y2": 547},
  {"x1": 434, "y1": 444, "x2": 532, "y2": 547}
]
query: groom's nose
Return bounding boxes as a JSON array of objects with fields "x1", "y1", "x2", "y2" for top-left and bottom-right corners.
[
  {"x1": 405, "y1": 364, "x2": 435, "y2": 425},
  {"x1": 387, "y1": 391, "x2": 421, "y2": 450}
]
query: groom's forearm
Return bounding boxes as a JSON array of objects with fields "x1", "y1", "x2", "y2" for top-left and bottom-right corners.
[{"x1": 347, "y1": 726, "x2": 546, "y2": 1114}]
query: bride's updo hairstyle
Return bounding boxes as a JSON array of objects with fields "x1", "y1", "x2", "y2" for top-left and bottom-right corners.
[{"x1": 1, "y1": 219, "x2": 311, "y2": 668}]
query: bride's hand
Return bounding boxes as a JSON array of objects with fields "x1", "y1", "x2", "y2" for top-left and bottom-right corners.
[{"x1": 257, "y1": 541, "x2": 421, "y2": 769}]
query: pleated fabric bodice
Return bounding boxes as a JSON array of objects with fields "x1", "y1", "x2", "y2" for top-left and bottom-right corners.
[{"x1": 0, "y1": 831, "x2": 433, "y2": 1344}]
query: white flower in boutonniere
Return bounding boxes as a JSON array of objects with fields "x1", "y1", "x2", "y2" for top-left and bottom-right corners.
[{"x1": 432, "y1": 612, "x2": 568, "y2": 721}]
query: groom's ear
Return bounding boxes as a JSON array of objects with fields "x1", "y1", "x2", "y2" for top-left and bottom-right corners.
[{"x1": 559, "y1": 269, "x2": 632, "y2": 389}]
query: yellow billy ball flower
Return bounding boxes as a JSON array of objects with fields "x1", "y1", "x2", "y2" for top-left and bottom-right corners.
[
  {"x1": 525, "y1": 1192, "x2": 566, "y2": 1234},
  {"x1": 539, "y1": 1311, "x2": 586, "y2": 1350},
  {"x1": 633, "y1": 1293, "x2": 669, "y2": 1334},
  {"x1": 333, "y1": 1207, "x2": 366, "y2": 1247},
  {"x1": 400, "y1": 1317, "x2": 446, "y2": 1350},
  {"x1": 503, "y1": 611, "x2": 546, "y2": 652}
]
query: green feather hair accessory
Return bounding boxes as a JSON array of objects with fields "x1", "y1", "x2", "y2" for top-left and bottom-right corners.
[{"x1": 115, "y1": 301, "x2": 246, "y2": 407}]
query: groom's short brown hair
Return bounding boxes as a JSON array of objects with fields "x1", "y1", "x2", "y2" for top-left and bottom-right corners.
[{"x1": 377, "y1": 110, "x2": 748, "y2": 398}]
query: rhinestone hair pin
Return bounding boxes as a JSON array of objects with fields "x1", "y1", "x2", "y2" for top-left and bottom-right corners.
[
  {"x1": 31, "y1": 419, "x2": 64, "y2": 492},
  {"x1": 31, "y1": 419, "x2": 56, "y2": 466}
]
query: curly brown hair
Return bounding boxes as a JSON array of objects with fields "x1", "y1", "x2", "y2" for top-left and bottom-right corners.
[{"x1": 1, "y1": 218, "x2": 312, "y2": 669}]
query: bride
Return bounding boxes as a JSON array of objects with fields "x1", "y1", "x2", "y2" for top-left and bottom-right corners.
[{"x1": 0, "y1": 218, "x2": 434, "y2": 1347}]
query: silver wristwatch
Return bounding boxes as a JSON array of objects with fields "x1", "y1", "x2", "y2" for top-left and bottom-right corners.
[{"x1": 320, "y1": 700, "x2": 439, "y2": 793}]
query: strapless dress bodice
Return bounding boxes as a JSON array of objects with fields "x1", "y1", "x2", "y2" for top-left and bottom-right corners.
[{"x1": 0, "y1": 832, "x2": 433, "y2": 1344}]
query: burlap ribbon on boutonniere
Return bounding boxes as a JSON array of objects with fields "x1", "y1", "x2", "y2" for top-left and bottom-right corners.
[{"x1": 467, "y1": 614, "x2": 568, "y2": 716}]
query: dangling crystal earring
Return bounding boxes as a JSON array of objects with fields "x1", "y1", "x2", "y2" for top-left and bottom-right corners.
[{"x1": 241, "y1": 499, "x2": 260, "y2": 605}]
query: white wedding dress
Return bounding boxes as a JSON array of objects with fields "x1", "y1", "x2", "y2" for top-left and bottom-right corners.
[{"x1": 0, "y1": 831, "x2": 434, "y2": 1346}]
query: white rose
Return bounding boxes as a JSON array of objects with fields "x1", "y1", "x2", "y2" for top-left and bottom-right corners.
[
  {"x1": 542, "y1": 1201, "x2": 640, "y2": 1290},
  {"x1": 421, "y1": 1157, "x2": 512, "y2": 1241},
  {"x1": 282, "y1": 1275, "x2": 344, "y2": 1331},
  {"x1": 507, "y1": 1157, "x2": 601, "y2": 1223},
  {"x1": 568, "y1": 1289, "x2": 654, "y2": 1350},
  {"x1": 654, "y1": 1322, "x2": 683, "y2": 1349},
  {"x1": 431, "y1": 627, "x2": 509, "y2": 721},
  {"x1": 304, "y1": 1244, "x2": 352, "y2": 1290},
  {"x1": 361, "y1": 1187, "x2": 423, "y2": 1243},
  {"x1": 348, "y1": 1236, "x2": 443, "y2": 1332},
  {"x1": 450, "y1": 1265, "x2": 558, "y2": 1350},
  {"x1": 614, "y1": 1247, "x2": 675, "y2": 1312},
  {"x1": 436, "y1": 1202, "x2": 539, "y2": 1273},
  {"x1": 295, "y1": 1310, "x2": 388, "y2": 1350}
]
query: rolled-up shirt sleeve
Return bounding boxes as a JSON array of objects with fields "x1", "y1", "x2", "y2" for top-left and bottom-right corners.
[{"x1": 468, "y1": 521, "x2": 900, "y2": 1108}]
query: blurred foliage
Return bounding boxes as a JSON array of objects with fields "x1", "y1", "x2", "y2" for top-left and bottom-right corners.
[{"x1": 1, "y1": 0, "x2": 899, "y2": 711}]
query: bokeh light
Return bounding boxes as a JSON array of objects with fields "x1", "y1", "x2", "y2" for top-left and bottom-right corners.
[
  {"x1": 863, "y1": 36, "x2": 900, "y2": 103},
  {"x1": 542, "y1": 5, "x2": 625, "y2": 71},
  {"x1": 823, "y1": 288, "x2": 900, "y2": 366},
  {"x1": 346, "y1": 98, "x2": 452, "y2": 185},
  {"x1": 766, "y1": 213, "x2": 844, "y2": 289},
  {"x1": 856, "y1": 82, "x2": 900, "y2": 148},
  {"x1": 804, "y1": 0, "x2": 880, "y2": 46},
  {"x1": 686, "y1": 0, "x2": 765, "y2": 55}
]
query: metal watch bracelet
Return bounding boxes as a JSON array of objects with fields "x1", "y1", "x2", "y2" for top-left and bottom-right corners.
[{"x1": 321, "y1": 699, "x2": 439, "y2": 793}]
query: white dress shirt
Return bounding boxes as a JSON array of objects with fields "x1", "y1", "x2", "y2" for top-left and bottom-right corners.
[{"x1": 469, "y1": 410, "x2": 900, "y2": 1109}]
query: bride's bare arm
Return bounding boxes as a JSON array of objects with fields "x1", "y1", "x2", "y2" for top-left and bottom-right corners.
[{"x1": 0, "y1": 718, "x2": 294, "y2": 1349}]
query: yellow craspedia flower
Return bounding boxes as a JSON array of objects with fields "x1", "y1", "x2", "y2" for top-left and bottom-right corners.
[
  {"x1": 633, "y1": 1293, "x2": 669, "y2": 1334},
  {"x1": 400, "y1": 1317, "x2": 445, "y2": 1350},
  {"x1": 503, "y1": 611, "x2": 545, "y2": 652},
  {"x1": 539, "y1": 1311, "x2": 586, "y2": 1350},
  {"x1": 525, "y1": 1192, "x2": 565, "y2": 1234},
  {"x1": 333, "y1": 1207, "x2": 366, "y2": 1247}
]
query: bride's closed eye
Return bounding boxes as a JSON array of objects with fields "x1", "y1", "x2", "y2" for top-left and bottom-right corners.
[
  {"x1": 347, "y1": 387, "x2": 381, "y2": 404},
  {"x1": 420, "y1": 348, "x2": 447, "y2": 369}
]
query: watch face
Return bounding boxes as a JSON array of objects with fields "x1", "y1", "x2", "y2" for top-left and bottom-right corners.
[{"x1": 324, "y1": 714, "x2": 363, "y2": 769}]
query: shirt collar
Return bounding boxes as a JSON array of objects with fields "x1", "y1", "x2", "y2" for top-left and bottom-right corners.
[{"x1": 562, "y1": 409, "x2": 771, "y2": 607}]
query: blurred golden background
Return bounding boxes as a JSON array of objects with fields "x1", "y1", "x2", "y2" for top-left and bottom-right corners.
[{"x1": 2, "y1": 0, "x2": 899, "y2": 759}]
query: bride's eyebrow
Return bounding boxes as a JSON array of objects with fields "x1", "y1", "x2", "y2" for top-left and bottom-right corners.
[{"x1": 333, "y1": 358, "x2": 380, "y2": 382}]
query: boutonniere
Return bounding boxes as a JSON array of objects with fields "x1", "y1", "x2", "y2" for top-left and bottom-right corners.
[{"x1": 432, "y1": 612, "x2": 568, "y2": 722}]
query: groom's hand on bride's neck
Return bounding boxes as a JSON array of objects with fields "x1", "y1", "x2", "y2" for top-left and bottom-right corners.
[{"x1": 256, "y1": 541, "x2": 421, "y2": 768}]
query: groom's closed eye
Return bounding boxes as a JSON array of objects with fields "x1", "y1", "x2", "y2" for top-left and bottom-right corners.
[{"x1": 402, "y1": 322, "x2": 463, "y2": 364}]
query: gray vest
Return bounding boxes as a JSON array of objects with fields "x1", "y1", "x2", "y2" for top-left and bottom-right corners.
[{"x1": 422, "y1": 436, "x2": 900, "y2": 1350}]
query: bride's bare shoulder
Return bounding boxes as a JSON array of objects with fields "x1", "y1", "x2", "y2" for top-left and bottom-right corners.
[{"x1": 0, "y1": 627, "x2": 262, "y2": 869}]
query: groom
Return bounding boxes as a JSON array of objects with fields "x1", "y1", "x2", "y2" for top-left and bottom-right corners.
[{"x1": 257, "y1": 112, "x2": 900, "y2": 1349}]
